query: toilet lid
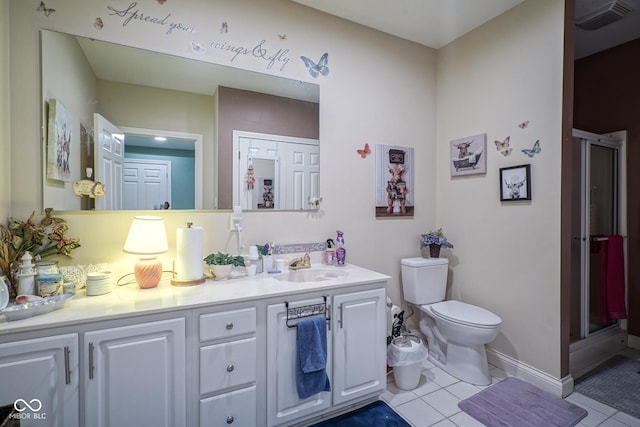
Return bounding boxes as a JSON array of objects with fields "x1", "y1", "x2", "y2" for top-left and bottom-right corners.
[{"x1": 430, "y1": 300, "x2": 501, "y2": 328}]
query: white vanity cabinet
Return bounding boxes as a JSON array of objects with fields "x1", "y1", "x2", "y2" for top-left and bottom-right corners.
[
  {"x1": 266, "y1": 287, "x2": 386, "y2": 427},
  {"x1": 332, "y1": 288, "x2": 387, "y2": 405},
  {"x1": 198, "y1": 307, "x2": 257, "y2": 427},
  {"x1": 83, "y1": 318, "x2": 186, "y2": 427},
  {"x1": 0, "y1": 334, "x2": 79, "y2": 427}
]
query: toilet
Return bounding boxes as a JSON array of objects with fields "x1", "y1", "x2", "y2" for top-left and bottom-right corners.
[{"x1": 401, "y1": 257, "x2": 502, "y2": 385}]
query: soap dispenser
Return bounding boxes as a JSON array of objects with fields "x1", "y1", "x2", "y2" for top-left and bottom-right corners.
[
  {"x1": 335, "y1": 230, "x2": 346, "y2": 266},
  {"x1": 324, "y1": 239, "x2": 336, "y2": 265}
]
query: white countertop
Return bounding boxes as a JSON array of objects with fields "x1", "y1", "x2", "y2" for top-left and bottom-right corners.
[{"x1": 0, "y1": 264, "x2": 389, "y2": 335}]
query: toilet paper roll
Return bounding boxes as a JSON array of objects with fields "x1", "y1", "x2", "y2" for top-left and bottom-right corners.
[{"x1": 176, "y1": 226, "x2": 204, "y2": 281}]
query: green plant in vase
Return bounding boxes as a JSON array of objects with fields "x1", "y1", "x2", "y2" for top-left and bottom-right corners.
[
  {"x1": 420, "y1": 228, "x2": 453, "y2": 258},
  {"x1": 204, "y1": 252, "x2": 245, "y2": 280}
]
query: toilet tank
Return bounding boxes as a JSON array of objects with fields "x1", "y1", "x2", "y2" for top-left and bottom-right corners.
[{"x1": 401, "y1": 257, "x2": 449, "y2": 305}]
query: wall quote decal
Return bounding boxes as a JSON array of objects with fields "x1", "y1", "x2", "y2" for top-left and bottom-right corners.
[{"x1": 107, "y1": 2, "x2": 196, "y2": 35}]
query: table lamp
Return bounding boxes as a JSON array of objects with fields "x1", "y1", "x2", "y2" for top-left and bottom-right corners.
[{"x1": 123, "y1": 216, "x2": 168, "y2": 289}]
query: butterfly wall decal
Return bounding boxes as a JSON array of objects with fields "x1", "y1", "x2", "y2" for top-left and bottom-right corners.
[
  {"x1": 495, "y1": 136, "x2": 512, "y2": 156},
  {"x1": 518, "y1": 120, "x2": 529, "y2": 129},
  {"x1": 278, "y1": 34, "x2": 287, "y2": 40},
  {"x1": 36, "y1": 1, "x2": 55, "y2": 17},
  {"x1": 300, "y1": 53, "x2": 329, "y2": 78},
  {"x1": 522, "y1": 140, "x2": 541, "y2": 157},
  {"x1": 357, "y1": 143, "x2": 371, "y2": 158}
]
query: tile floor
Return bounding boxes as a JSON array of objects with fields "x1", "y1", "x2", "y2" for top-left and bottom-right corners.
[{"x1": 381, "y1": 357, "x2": 640, "y2": 427}]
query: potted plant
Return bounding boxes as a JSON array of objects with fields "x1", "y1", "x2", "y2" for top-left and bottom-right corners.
[
  {"x1": 420, "y1": 228, "x2": 453, "y2": 258},
  {"x1": 204, "y1": 252, "x2": 245, "y2": 280}
]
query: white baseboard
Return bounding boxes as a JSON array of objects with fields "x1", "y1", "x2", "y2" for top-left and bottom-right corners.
[
  {"x1": 487, "y1": 348, "x2": 575, "y2": 397},
  {"x1": 628, "y1": 334, "x2": 640, "y2": 350}
]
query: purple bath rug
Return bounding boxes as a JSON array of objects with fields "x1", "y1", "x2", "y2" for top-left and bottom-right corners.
[{"x1": 458, "y1": 377, "x2": 587, "y2": 427}]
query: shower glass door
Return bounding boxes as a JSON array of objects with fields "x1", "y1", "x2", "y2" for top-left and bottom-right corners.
[{"x1": 570, "y1": 130, "x2": 620, "y2": 342}]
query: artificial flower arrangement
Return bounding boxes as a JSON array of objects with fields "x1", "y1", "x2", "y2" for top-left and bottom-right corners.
[
  {"x1": 0, "y1": 209, "x2": 81, "y2": 297},
  {"x1": 420, "y1": 228, "x2": 454, "y2": 249}
]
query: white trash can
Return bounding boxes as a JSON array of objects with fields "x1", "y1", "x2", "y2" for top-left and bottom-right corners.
[{"x1": 387, "y1": 335, "x2": 428, "y2": 390}]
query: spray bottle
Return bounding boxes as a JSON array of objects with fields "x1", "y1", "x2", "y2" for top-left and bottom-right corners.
[{"x1": 335, "y1": 230, "x2": 346, "y2": 266}]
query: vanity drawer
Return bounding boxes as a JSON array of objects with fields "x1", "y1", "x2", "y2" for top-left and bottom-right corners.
[
  {"x1": 200, "y1": 385, "x2": 256, "y2": 427},
  {"x1": 200, "y1": 337, "x2": 256, "y2": 394},
  {"x1": 199, "y1": 307, "x2": 256, "y2": 342}
]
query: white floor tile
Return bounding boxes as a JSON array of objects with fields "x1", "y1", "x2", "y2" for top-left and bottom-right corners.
[
  {"x1": 428, "y1": 367, "x2": 459, "y2": 388},
  {"x1": 445, "y1": 381, "x2": 481, "y2": 400},
  {"x1": 567, "y1": 393, "x2": 618, "y2": 417},
  {"x1": 447, "y1": 411, "x2": 486, "y2": 426},
  {"x1": 597, "y1": 417, "x2": 636, "y2": 427},
  {"x1": 395, "y1": 398, "x2": 446, "y2": 427},
  {"x1": 420, "y1": 389, "x2": 462, "y2": 418},
  {"x1": 381, "y1": 377, "x2": 420, "y2": 407},
  {"x1": 430, "y1": 419, "x2": 458, "y2": 427},
  {"x1": 612, "y1": 411, "x2": 640, "y2": 427}
]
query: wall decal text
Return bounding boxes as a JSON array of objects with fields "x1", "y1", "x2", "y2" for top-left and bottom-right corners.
[{"x1": 107, "y1": 2, "x2": 196, "y2": 35}]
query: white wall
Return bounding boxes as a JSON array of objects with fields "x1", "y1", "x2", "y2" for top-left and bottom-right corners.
[
  {"x1": 436, "y1": 0, "x2": 565, "y2": 377},
  {"x1": 6, "y1": 0, "x2": 566, "y2": 380},
  {"x1": 1, "y1": 0, "x2": 10, "y2": 221},
  {"x1": 41, "y1": 30, "x2": 98, "y2": 210}
]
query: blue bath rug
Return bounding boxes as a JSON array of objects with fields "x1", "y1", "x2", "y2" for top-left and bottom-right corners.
[
  {"x1": 459, "y1": 377, "x2": 587, "y2": 427},
  {"x1": 308, "y1": 400, "x2": 410, "y2": 427}
]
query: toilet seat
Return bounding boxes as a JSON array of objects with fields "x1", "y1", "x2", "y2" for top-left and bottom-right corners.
[{"x1": 427, "y1": 300, "x2": 501, "y2": 328}]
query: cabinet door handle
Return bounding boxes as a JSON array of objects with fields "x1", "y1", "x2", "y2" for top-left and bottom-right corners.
[
  {"x1": 226, "y1": 322, "x2": 234, "y2": 330},
  {"x1": 226, "y1": 364, "x2": 235, "y2": 372},
  {"x1": 88, "y1": 342, "x2": 95, "y2": 380},
  {"x1": 226, "y1": 415, "x2": 234, "y2": 424},
  {"x1": 338, "y1": 304, "x2": 344, "y2": 329},
  {"x1": 64, "y1": 346, "x2": 71, "y2": 385}
]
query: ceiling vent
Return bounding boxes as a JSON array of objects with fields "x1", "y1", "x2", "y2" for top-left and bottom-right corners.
[{"x1": 575, "y1": 0, "x2": 633, "y2": 31}]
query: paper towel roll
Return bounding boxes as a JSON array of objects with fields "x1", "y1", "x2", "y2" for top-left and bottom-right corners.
[{"x1": 176, "y1": 225, "x2": 204, "y2": 281}]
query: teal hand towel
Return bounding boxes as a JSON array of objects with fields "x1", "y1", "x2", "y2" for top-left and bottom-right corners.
[{"x1": 296, "y1": 316, "x2": 330, "y2": 399}]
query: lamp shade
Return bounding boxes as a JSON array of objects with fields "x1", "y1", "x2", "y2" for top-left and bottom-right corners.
[{"x1": 123, "y1": 216, "x2": 168, "y2": 255}]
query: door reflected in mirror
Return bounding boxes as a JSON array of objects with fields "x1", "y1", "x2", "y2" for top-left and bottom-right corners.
[
  {"x1": 40, "y1": 30, "x2": 319, "y2": 211},
  {"x1": 233, "y1": 131, "x2": 320, "y2": 211}
]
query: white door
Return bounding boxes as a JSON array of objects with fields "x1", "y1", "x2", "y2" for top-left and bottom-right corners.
[
  {"x1": 281, "y1": 142, "x2": 320, "y2": 210},
  {"x1": 266, "y1": 298, "x2": 331, "y2": 427},
  {"x1": 233, "y1": 131, "x2": 319, "y2": 210},
  {"x1": 332, "y1": 289, "x2": 386, "y2": 406},
  {"x1": 94, "y1": 113, "x2": 124, "y2": 210},
  {"x1": 0, "y1": 334, "x2": 79, "y2": 427},
  {"x1": 84, "y1": 318, "x2": 186, "y2": 427},
  {"x1": 123, "y1": 159, "x2": 172, "y2": 210}
]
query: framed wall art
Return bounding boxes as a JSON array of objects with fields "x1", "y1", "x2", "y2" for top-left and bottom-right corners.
[
  {"x1": 450, "y1": 133, "x2": 486, "y2": 176},
  {"x1": 375, "y1": 144, "x2": 414, "y2": 217},
  {"x1": 47, "y1": 98, "x2": 73, "y2": 182},
  {"x1": 500, "y1": 164, "x2": 531, "y2": 201}
]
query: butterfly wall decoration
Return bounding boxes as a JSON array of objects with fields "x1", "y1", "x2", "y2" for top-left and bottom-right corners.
[
  {"x1": 36, "y1": 1, "x2": 55, "y2": 17},
  {"x1": 357, "y1": 143, "x2": 371, "y2": 158},
  {"x1": 522, "y1": 140, "x2": 541, "y2": 158},
  {"x1": 495, "y1": 136, "x2": 512, "y2": 156},
  {"x1": 278, "y1": 34, "x2": 287, "y2": 40},
  {"x1": 518, "y1": 120, "x2": 529, "y2": 129},
  {"x1": 300, "y1": 53, "x2": 329, "y2": 78}
]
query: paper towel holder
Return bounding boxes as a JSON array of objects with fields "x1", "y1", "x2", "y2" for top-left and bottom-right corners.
[{"x1": 171, "y1": 222, "x2": 207, "y2": 286}]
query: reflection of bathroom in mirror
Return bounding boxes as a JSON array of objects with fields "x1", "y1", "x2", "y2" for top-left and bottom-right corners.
[
  {"x1": 40, "y1": 30, "x2": 320, "y2": 211},
  {"x1": 233, "y1": 131, "x2": 319, "y2": 211}
]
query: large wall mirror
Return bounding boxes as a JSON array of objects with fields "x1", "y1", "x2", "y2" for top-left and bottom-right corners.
[{"x1": 41, "y1": 30, "x2": 320, "y2": 211}]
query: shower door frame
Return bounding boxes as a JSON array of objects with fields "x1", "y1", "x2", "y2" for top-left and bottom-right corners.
[{"x1": 575, "y1": 129, "x2": 623, "y2": 340}]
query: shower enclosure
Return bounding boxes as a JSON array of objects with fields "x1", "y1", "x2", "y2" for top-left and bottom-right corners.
[{"x1": 570, "y1": 129, "x2": 627, "y2": 375}]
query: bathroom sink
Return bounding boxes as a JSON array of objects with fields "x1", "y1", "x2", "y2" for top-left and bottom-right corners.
[{"x1": 273, "y1": 268, "x2": 349, "y2": 283}]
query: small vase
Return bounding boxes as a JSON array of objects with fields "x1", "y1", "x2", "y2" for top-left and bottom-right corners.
[
  {"x1": 210, "y1": 264, "x2": 233, "y2": 280},
  {"x1": 429, "y1": 244, "x2": 441, "y2": 258}
]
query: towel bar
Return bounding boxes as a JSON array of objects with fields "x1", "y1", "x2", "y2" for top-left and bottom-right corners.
[{"x1": 285, "y1": 296, "x2": 330, "y2": 329}]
